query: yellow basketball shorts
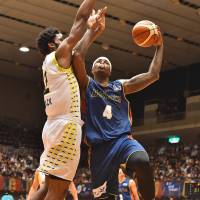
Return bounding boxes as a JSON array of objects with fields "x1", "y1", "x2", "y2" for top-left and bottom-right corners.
[{"x1": 38, "y1": 118, "x2": 82, "y2": 181}]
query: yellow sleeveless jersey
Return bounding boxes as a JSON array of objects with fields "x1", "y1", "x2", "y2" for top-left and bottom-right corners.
[{"x1": 42, "y1": 51, "x2": 81, "y2": 122}]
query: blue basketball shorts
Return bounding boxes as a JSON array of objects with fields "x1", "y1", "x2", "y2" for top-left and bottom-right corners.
[{"x1": 89, "y1": 134, "x2": 147, "y2": 198}]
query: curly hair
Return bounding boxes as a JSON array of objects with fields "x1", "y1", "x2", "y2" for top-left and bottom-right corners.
[{"x1": 36, "y1": 27, "x2": 60, "y2": 56}]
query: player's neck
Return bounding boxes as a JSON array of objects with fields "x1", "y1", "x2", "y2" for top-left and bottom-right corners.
[{"x1": 95, "y1": 76, "x2": 109, "y2": 87}]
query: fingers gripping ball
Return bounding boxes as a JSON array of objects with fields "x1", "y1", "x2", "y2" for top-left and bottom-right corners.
[{"x1": 132, "y1": 20, "x2": 161, "y2": 47}]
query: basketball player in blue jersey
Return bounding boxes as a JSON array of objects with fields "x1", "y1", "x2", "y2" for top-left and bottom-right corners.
[
  {"x1": 28, "y1": 1, "x2": 107, "y2": 200},
  {"x1": 118, "y1": 169, "x2": 139, "y2": 200},
  {"x1": 73, "y1": 15, "x2": 164, "y2": 200}
]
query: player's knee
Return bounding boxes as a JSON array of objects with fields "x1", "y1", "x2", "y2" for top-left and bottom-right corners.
[
  {"x1": 126, "y1": 151, "x2": 155, "y2": 200},
  {"x1": 126, "y1": 151, "x2": 150, "y2": 173}
]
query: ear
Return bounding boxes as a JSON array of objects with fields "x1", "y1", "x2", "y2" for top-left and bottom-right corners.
[{"x1": 48, "y1": 42, "x2": 55, "y2": 49}]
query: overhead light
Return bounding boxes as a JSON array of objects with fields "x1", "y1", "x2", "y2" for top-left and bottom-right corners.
[
  {"x1": 168, "y1": 136, "x2": 181, "y2": 144},
  {"x1": 19, "y1": 46, "x2": 30, "y2": 52}
]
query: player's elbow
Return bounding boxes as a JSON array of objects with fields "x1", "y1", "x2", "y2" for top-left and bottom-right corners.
[
  {"x1": 154, "y1": 73, "x2": 160, "y2": 81},
  {"x1": 73, "y1": 51, "x2": 83, "y2": 59},
  {"x1": 150, "y1": 72, "x2": 160, "y2": 82},
  {"x1": 73, "y1": 51, "x2": 85, "y2": 64}
]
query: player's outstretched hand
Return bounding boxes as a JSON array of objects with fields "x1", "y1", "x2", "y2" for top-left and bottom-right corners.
[
  {"x1": 87, "y1": 6, "x2": 107, "y2": 33},
  {"x1": 154, "y1": 26, "x2": 163, "y2": 46}
]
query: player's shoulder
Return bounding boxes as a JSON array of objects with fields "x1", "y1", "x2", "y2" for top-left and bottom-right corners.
[
  {"x1": 129, "y1": 179, "x2": 136, "y2": 186},
  {"x1": 88, "y1": 76, "x2": 94, "y2": 82},
  {"x1": 86, "y1": 77, "x2": 96, "y2": 93},
  {"x1": 43, "y1": 51, "x2": 72, "y2": 73},
  {"x1": 110, "y1": 79, "x2": 124, "y2": 91},
  {"x1": 42, "y1": 51, "x2": 55, "y2": 69},
  {"x1": 111, "y1": 79, "x2": 126, "y2": 86},
  {"x1": 88, "y1": 77, "x2": 96, "y2": 86},
  {"x1": 44, "y1": 51, "x2": 55, "y2": 63},
  {"x1": 117, "y1": 79, "x2": 126, "y2": 85}
]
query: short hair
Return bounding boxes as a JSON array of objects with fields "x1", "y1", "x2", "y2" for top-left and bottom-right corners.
[{"x1": 36, "y1": 27, "x2": 60, "y2": 56}]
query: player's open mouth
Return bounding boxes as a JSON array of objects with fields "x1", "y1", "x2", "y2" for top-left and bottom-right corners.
[{"x1": 98, "y1": 65, "x2": 106, "y2": 70}]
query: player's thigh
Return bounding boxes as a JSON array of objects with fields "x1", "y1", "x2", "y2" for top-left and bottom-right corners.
[
  {"x1": 44, "y1": 177, "x2": 71, "y2": 200},
  {"x1": 29, "y1": 176, "x2": 48, "y2": 200},
  {"x1": 119, "y1": 138, "x2": 146, "y2": 165},
  {"x1": 39, "y1": 120, "x2": 82, "y2": 181},
  {"x1": 91, "y1": 158, "x2": 119, "y2": 198}
]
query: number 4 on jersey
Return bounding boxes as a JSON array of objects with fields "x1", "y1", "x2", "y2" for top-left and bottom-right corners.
[{"x1": 103, "y1": 105, "x2": 112, "y2": 119}]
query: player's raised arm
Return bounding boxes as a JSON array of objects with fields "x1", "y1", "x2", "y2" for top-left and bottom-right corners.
[
  {"x1": 72, "y1": 8, "x2": 107, "y2": 91},
  {"x1": 123, "y1": 30, "x2": 164, "y2": 95},
  {"x1": 55, "y1": 0, "x2": 98, "y2": 67}
]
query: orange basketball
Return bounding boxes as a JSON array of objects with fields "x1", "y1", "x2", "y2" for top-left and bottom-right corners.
[{"x1": 132, "y1": 20, "x2": 160, "y2": 47}]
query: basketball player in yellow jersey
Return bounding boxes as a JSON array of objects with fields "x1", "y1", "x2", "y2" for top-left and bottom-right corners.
[{"x1": 29, "y1": 1, "x2": 107, "y2": 200}]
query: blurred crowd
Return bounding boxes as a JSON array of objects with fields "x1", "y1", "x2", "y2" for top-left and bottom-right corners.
[
  {"x1": 148, "y1": 143, "x2": 200, "y2": 182},
  {"x1": 0, "y1": 145, "x2": 39, "y2": 181},
  {"x1": 0, "y1": 119, "x2": 42, "y2": 149},
  {"x1": 0, "y1": 141, "x2": 199, "y2": 199},
  {"x1": 0, "y1": 142, "x2": 199, "y2": 183}
]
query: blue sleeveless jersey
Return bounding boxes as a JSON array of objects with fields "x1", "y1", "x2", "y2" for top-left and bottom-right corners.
[
  {"x1": 118, "y1": 178, "x2": 131, "y2": 200},
  {"x1": 85, "y1": 78, "x2": 132, "y2": 144}
]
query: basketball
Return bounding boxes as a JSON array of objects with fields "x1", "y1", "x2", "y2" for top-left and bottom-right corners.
[{"x1": 132, "y1": 20, "x2": 160, "y2": 47}]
